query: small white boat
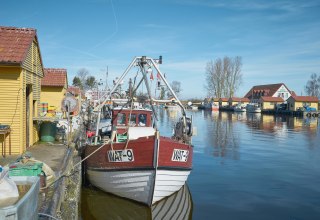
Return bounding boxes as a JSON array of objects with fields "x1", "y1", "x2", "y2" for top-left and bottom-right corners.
[
  {"x1": 246, "y1": 103, "x2": 261, "y2": 113},
  {"x1": 234, "y1": 104, "x2": 246, "y2": 112}
]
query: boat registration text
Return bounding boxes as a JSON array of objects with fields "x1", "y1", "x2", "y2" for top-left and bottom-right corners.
[
  {"x1": 107, "y1": 149, "x2": 134, "y2": 162},
  {"x1": 171, "y1": 149, "x2": 189, "y2": 162}
]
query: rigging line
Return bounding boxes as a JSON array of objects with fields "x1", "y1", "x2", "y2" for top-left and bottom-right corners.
[
  {"x1": 91, "y1": 0, "x2": 118, "y2": 50},
  {"x1": 124, "y1": 72, "x2": 139, "y2": 150}
]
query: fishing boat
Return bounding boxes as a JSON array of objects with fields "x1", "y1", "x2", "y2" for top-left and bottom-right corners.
[
  {"x1": 246, "y1": 103, "x2": 261, "y2": 113},
  {"x1": 83, "y1": 56, "x2": 194, "y2": 206}
]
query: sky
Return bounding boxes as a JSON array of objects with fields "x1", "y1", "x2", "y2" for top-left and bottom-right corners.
[{"x1": 1, "y1": 0, "x2": 320, "y2": 99}]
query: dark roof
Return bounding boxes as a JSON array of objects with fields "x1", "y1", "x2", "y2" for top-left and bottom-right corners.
[
  {"x1": 260, "y1": 96, "x2": 284, "y2": 102},
  {"x1": 0, "y1": 26, "x2": 36, "y2": 65},
  {"x1": 244, "y1": 83, "x2": 289, "y2": 98},
  {"x1": 42, "y1": 68, "x2": 67, "y2": 87},
  {"x1": 290, "y1": 96, "x2": 318, "y2": 102}
]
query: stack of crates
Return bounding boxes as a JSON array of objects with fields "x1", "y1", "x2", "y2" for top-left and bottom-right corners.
[{"x1": 9, "y1": 162, "x2": 43, "y2": 177}]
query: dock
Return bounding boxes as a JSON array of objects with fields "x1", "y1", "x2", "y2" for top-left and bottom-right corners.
[{"x1": 0, "y1": 140, "x2": 81, "y2": 219}]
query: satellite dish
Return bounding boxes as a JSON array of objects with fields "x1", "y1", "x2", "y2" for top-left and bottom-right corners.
[
  {"x1": 188, "y1": 101, "x2": 192, "y2": 106},
  {"x1": 61, "y1": 96, "x2": 78, "y2": 112}
]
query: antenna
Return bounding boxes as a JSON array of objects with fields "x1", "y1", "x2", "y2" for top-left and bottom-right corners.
[{"x1": 105, "y1": 66, "x2": 109, "y2": 91}]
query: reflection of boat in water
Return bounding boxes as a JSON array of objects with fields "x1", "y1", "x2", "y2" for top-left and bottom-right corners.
[
  {"x1": 81, "y1": 184, "x2": 193, "y2": 220},
  {"x1": 246, "y1": 103, "x2": 261, "y2": 113}
]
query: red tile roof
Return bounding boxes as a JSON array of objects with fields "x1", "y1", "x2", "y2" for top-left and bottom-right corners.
[
  {"x1": 219, "y1": 98, "x2": 229, "y2": 102},
  {"x1": 229, "y1": 97, "x2": 250, "y2": 102},
  {"x1": 67, "y1": 86, "x2": 81, "y2": 96},
  {"x1": 290, "y1": 96, "x2": 318, "y2": 102},
  {"x1": 42, "y1": 68, "x2": 67, "y2": 87},
  {"x1": 260, "y1": 96, "x2": 284, "y2": 102},
  {"x1": 244, "y1": 83, "x2": 290, "y2": 98},
  {"x1": 0, "y1": 26, "x2": 36, "y2": 65}
]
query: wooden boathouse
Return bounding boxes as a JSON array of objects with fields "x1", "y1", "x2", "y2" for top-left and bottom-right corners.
[
  {"x1": 0, "y1": 26, "x2": 44, "y2": 155},
  {"x1": 41, "y1": 68, "x2": 68, "y2": 113}
]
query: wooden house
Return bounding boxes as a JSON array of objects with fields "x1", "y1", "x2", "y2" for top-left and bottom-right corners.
[
  {"x1": 228, "y1": 97, "x2": 250, "y2": 107},
  {"x1": 41, "y1": 68, "x2": 68, "y2": 112},
  {"x1": 244, "y1": 83, "x2": 293, "y2": 103},
  {"x1": 213, "y1": 98, "x2": 219, "y2": 105},
  {"x1": 259, "y1": 96, "x2": 284, "y2": 110},
  {"x1": 0, "y1": 26, "x2": 44, "y2": 155},
  {"x1": 218, "y1": 98, "x2": 229, "y2": 107},
  {"x1": 286, "y1": 96, "x2": 319, "y2": 111}
]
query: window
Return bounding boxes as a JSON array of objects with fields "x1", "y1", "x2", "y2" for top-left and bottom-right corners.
[
  {"x1": 138, "y1": 114, "x2": 147, "y2": 126},
  {"x1": 117, "y1": 113, "x2": 126, "y2": 125},
  {"x1": 129, "y1": 114, "x2": 136, "y2": 126}
]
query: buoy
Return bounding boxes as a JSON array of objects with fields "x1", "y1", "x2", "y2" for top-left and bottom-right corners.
[
  {"x1": 306, "y1": 113, "x2": 311, "y2": 117},
  {"x1": 312, "y1": 113, "x2": 317, "y2": 117}
]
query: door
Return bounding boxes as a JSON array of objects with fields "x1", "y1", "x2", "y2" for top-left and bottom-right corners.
[{"x1": 26, "y1": 85, "x2": 31, "y2": 148}]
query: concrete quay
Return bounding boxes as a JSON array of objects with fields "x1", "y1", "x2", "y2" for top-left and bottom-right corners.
[{"x1": 0, "y1": 142, "x2": 82, "y2": 220}]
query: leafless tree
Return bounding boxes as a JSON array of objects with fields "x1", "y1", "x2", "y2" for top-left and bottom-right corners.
[
  {"x1": 167, "y1": 81, "x2": 182, "y2": 98},
  {"x1": 305, "y1": 73, "x2": 320, "y2": 98},
  {"x1": 205, "y1": 56, "x2": 243, "y2": 98},
  {"x1": 77, "y1": 68, "x2": 89, "y2": 84}
]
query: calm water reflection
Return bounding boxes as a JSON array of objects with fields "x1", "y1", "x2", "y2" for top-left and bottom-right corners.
[{"x1": 81, "y1": 109, "x2": 320, "y2": 220}]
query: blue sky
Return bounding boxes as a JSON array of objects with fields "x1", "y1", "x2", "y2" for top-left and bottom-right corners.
[{"x1": 1, "y1": 0, "x2": 320, "y2": 99}]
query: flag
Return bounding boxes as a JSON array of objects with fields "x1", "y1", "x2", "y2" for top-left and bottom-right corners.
[
  {"x1": 150, "y1": 72, "x2": 154, "y2": 80},
  {"x1": 157, "y1": 72, "x2": 161, "y2": 80}
]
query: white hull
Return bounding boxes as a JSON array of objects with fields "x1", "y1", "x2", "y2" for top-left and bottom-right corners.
[
  {"x1": 234, "y1": 108, "x2": 246, "y2": 112},
  {"x1": 87, "y1": 169, "x2": 190, "y2": 205}
]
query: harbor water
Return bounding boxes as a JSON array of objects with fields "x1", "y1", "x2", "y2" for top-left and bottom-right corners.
[{"x1": 81, "y1": 109, "x2": 320, "y2": 220}]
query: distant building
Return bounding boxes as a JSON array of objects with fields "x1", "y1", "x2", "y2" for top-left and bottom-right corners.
[
  {"x1": 41, "y1": 68, "x2": 68, "y2": 111},
  {"x1": 228, "y1": 97, "x2": 250, "y2": 107},
  {"x1": 244, "y1": 83, "x2": 292, "y2": 103},
  {"x1": 218, "y1": 98, "x2": 229, "y2": 107},
  {"x1": 0, "y1": 26, "x2": 44, "y2": 154},
  {"x1": 259, "y1": 96, "x2": 284, "y2": 110},
  {"x1": 287, "y1": 96, "x2": 319, "y2": 111}
]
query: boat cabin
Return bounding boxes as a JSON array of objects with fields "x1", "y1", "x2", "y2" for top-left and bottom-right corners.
[
  {"x1": 112, "y1": 108, "x2": 153, "y2": 127},
  {"x1": 111, "y1": 108, "x2": 155, "y2": 140}
]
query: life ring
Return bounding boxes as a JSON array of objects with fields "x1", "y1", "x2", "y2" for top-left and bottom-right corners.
[{"x1": 306, "y1": 113, "x2": 311, "y2": 117}]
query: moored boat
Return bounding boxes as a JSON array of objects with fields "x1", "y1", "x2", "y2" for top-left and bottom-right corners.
[
  {"x1": 234, "y1": 104, "x2": 246, "y2": 112},
  {"x1": 246, "y1": 103, "x2": 261, "y2": 113},
  {"x1": 83, "y1": 56, "x2": 194, "y2": 206}
]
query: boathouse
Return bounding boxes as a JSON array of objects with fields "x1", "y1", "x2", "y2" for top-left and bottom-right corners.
[
  {"x1": 218, "y1": 98, "x2": 229, "y2": 107},
  {"x1": 41, "y1": 68, "x2": 68, "y2": 113},
  {"x1": 259, "y1": 96, "x2": 284, "y2": 110},
  {"x1": 245, "y1": 83, "x2": 292, "y2": 103},
  {"x1": 228, "y1": 97, "x2": 250, "y2": 107},
  {"x1": 0, "y1": 26, "x2": 44, "y2": 155},
  {"x1": 286, "y1": 96, "x2": 319, "y2": 111}
]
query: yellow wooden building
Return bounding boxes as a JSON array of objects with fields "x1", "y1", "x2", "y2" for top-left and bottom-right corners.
[
  {"x1": 41, "y1": 68, "x2": 68, "y2": 113},
  {"x1": 228, "y1": 97, "x2": 250, "y2": 107},
  {"x1": 286, "y1": 96, "x2": 319, "y2": 111},
  {"x1": 259, "y1": 96, "x2": 284, "y2": 110},
  {"x1": 0, "y1": 26, "x2": 44, "y2": 155},
  {"x1": 218, "y1": 98, "x2": 229, "y2": 107}
]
